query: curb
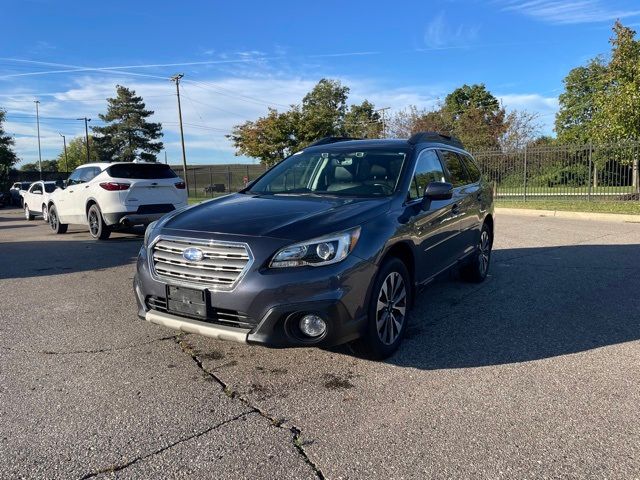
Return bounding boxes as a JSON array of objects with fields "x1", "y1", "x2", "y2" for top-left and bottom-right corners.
[{"x1": 496, "y1": 207, "x2": 640, "y2": 223}]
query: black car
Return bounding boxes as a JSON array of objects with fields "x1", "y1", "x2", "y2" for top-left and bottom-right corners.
[{"x1": 134, "y1": 132, "x2": 494, "y2": 358}]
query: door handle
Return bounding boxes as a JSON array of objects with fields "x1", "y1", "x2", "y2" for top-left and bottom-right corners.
[{"x1": 85, "y1": 185, "x2": 90, "y2": 188}]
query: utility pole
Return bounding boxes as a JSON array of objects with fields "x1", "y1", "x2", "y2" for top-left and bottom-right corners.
[
  {"x1": 34, "y1": 100, "x2": 42, "y2": 179},
  {"x1": 164, "y1": 150, "x2": 168, "y2": 164},
  {"x1": 375, "y1": 107, "x2": 390, "y2": 138},
  {"x1": 59, "y1": 133, "x2": 69, "y2": 173},
  {"x1": 171, "y1": 73, "x2": 189, "y2": 195},
  {"x1": 77, "y1": 117, "x2": 91, "y2": 163}
]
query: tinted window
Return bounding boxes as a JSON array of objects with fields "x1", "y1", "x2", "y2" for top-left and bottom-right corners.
[
  {"x1": 21, "y1": 182, "x2": 32, "y2": 189},
  {"x1": 80, "y1": 167, "x2": 101, "y2": 182},
  {"x1": 440, "y1": 150, "x2": 470, "y2": 187},
  {"x1": 44, "y1": 183, "x2": 57, "y2": 193},
  {"x1": 409, "y1": 150, "x2": 446, "y2": 200},
  {"x1": 107, "y1": 163, "x2": 178, "y2": 179},
  {"x1": 68, "y1": 169, "x2": 84, "y2": 185},
  {"x1": 461, "y1": 154, "x2": 481, "y2": 182}
]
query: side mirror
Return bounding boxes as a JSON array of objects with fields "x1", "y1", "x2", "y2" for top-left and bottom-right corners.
[{"x1": 421, "y1": 181, "x2": 453, "y2": 210}]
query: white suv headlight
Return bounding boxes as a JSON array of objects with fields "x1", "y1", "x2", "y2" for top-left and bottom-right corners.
[{"x1": 270, "y1": 227, "x2": 361, "y2": 268}]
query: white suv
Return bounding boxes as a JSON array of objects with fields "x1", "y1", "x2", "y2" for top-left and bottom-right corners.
[
  {"x1": 48, "y1": 162, "x2": 188, "y2": 240},
  {"x1": 23, "y1": 180, "x2": 58, "y2": 221}
]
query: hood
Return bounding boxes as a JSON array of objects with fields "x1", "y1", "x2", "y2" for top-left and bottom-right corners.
[{"x1": 162, "y1": 193, "x2": 390, "y2": 240}]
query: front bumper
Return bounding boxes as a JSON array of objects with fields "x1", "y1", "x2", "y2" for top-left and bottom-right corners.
[{"x1": 134, "y1": 238, "x2": 376, "y2": 348}]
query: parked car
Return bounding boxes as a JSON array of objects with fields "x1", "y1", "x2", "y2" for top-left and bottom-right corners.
[
  {"x1": 0, "y1": 191, "x2": 9, "y2": 208},
  {"x1": 134, "y1": 132, "x2": 494, "y2": 359},
  {"x1": 48, "y1": 162, "x2": 188, "y2": 240},
  {"x1": 9, "y1": 181, "x2": 32, "y2": 206},
  {"x1": 23, "y1": 181, "x2": 58, "y2": 221}
]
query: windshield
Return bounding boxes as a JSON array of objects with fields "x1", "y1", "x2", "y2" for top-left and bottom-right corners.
[{"x1": 247, "y1": 148, "x2": 408, "y2": 197}]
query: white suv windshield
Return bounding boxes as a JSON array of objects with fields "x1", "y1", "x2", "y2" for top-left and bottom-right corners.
[{"x1": 247, "y1": 149, "x2": 408, "y2": 197}]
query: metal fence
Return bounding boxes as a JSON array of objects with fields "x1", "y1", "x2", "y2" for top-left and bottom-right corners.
[
  {"x1": 7, "y1": 142, "x2": 640, "y2": 203},
  {"x1": 169, "y1": 164, "x2": 268, "y2": 199},
  {"x1": 472, "y1": 141, "x2": 640, "y2": 202}
]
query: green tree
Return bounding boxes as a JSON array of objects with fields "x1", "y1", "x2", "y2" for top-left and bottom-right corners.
[
  {"x1": 229, "y1": 79, "x2": 381, "y2": 165},
  {"x1": 300, "y1": 79, "x2": 349, "y2": 143},
  {"x1": 554, "y1": 58, "x2": 606, "y2": 144},
  {"x1": 0, "y1": 109, "x2": 18, "y2": 188},
  {"x1": 20, "y1": 159, "x2": 58, "y2": 172},
  {"x1": 56, "y1": 135, "x2": 100, "y2": 171},
  {"x1": 343, "y1": 100, "x2": 383, "y2": 138},
  {"x1": 92, "y1": 85, "x2": 163, "y2": 162}
]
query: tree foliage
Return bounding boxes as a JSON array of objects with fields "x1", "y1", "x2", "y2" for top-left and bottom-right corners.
[
  {"x1": 0, "y1": 109, "x2": 18, "y2": 187},
  {"x1": 20, "y1": 159, "x2": 58, "y2": 172},
  {"x1": 228, "y1": 79, "x2": 382, "y2": 165},
  {"x1": 92, "y1": 85, "x2": 163, "y2": 162},
  {"x1": 555, "y1": 58, "x2": 606, "y2": 144},
  {"x1": 56, "y1": 135, "x2": 101, "y2": 171}
]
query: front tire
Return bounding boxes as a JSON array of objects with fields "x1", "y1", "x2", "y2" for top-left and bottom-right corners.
[
  {"x1": 48, "y1": 205, "x2": 68, "y2": 234},
  {"x1": 88, "y1": 204, "x2": 111, "y2": 240},
  {"x1": 24, "y1": 204, "x2": 34, "y2": 221},
  {"x1": 461, "y1": 223, "x2": 492, "y2": 283},
  {"x1": 351, "y1": 257, "x2": 412, "y2": 360}
]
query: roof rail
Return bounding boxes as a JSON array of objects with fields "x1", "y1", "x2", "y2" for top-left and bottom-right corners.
[
  {"x1": 408, "y1": 131, "x2": 464, "y2": 149},
  {"x1": 306, "y1": 136, "x2": 359, "y2": 148}
]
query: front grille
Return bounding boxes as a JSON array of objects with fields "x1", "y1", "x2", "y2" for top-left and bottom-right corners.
[
  {"x1": 145, "y1": 295, "x2": 255, "y2": 329},
  {"x1": 151, "y1": 237, "x2": 252, "y2": 289}
]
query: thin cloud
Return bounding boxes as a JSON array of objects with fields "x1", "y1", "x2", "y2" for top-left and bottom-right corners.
[
  {"x1": 424, "y1": 12, "x2": 480, "y2": 49},
  {"x1": 499, "y1": 0, "x2": 640, "y2": 24}
]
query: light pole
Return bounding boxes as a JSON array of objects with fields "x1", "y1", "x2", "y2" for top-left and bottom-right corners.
[
  {"x1": 34, "y1": 100, "x2": 42, "y2": 179},
  {"x1": 59, "y1": 133, "x2": 69, "y2": 173},
  {"x1": 171, "y1": 73, "x2": 189, "y2": 195},
  {"x1": 77, "y1": 117, "x2": 91, "y2": 163},
  {"x1": 375, "y1": 107, "x2": 390, "y2": 139}
]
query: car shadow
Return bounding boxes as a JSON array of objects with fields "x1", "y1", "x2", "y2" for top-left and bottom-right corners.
[
  {"x1": 0, "y1": 238, "x2": 142, "y2": 279},
  {"x1": 337, "y1": 243, "x2": 640, "y2": 369}
]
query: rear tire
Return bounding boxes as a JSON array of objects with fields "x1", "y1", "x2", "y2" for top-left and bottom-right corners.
[
  {"x1": 48, "y1": 205, "x2": 68, "y2": 234},
  {"x1": 41, "y1": 204, "x2": 48, "y2": 222},
  {"x1": 350, "y1": 257, "x2": 412, "y2": 360},
  {"x1": 88, "y1": 204, "x2": 111, "y2": 240},
  {"x1": 461, "y1": 222, "x2": 492, "y2": 283},
  {"x1": 24, "y1": 204, "x2": 34, "y2": 221}
]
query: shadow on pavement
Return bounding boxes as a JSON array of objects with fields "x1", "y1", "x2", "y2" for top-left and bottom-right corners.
[
  {"x1": 0, "y1": 237, "x2": 142, "y2": 279},
  {"x1": 380, "y1": 243, "x2": 640, "y2": 369}
]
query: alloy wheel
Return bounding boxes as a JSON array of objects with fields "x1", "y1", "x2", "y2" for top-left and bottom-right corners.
[
  {"x1": 479, "y1": 230, "x2": 491, "y2": 276},
  {"x1": 376, "y1": 272, "x2": 407, "y2": 345},
  {"x1": 42, "y1": 206, "x2": 48, "y2": 222},
  {"x1": 49, "y1": 209, "x2": 58, "y2": 230},
  {"x1": 89, "y1": 210, "x2": 99, "y2": 236},
  {"x1": 24, "y1": 205, "x2": 29, "y2": 219}
]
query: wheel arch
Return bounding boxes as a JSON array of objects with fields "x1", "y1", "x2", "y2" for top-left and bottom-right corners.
[{"x1": 378, "y1": 241, "x2": 416, "y2": 292}]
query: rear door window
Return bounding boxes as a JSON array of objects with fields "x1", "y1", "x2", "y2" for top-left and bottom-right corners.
[
  {"x1": 68, "y1": 169, "x2": 84, "y2": 185},
  {"x1": 107, "y1": 163, "x2": 178, "y2": 179},
  {"x1": 439, "y1": 150, "x2": 470, "y2": 187}
]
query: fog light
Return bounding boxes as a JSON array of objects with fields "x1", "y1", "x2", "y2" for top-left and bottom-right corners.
[{"x1": 299, "y1": 314, "x2": 327, "y2": 337}]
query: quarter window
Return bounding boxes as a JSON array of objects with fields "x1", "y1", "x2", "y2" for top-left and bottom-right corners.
[
  {"x1": 440, "y1": 150, "x2": 470, "y2": 187},
  {"x1": 461, "y1": 154, "x2": 481, "y2": 183},
  {"x1": 30, "y1": 184, "x2": 43, "y2": 194},
  {"x1": 409, "y1": 150, "x2": 446, "y2": 200}
]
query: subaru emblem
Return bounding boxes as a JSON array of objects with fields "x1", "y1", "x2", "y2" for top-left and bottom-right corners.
[{"x1": 183, "y1": 247, "x2": 204, "y2": 262}]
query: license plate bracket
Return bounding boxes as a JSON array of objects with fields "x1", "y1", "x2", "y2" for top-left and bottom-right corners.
[{"x1": 166, "y1": 285, "x2": 207, "y2": 319}]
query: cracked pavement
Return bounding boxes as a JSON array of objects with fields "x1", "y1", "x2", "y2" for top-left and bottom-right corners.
[{"x1": 1, "y1": 206, "x2": 639, "y2": 478}]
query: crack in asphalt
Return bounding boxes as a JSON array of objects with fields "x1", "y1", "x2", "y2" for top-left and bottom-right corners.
[
  {"x1": 0, "y1": 336, "x2": 176, "y2": 356},
  {"x1": 174, "y1": 337, "x2": 326, "y2": 480},
  {"x1": 78, "y1": 410, "x2": 254, "y2": 479}
]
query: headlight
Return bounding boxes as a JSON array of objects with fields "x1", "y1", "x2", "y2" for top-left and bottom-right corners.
[
  {"x1": 144, "y1": 220, "x2": 159, "y2": 247},
  {"x1": 270, "y1": 227, "x2": 361, "y2": 268}
]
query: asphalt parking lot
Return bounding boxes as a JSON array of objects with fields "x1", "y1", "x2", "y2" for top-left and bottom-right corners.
[{"x1": 1, "y1": 206, "x2": 639, "y2": 479}]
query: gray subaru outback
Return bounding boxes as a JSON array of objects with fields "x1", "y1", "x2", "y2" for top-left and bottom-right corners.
[{"x1": 134, "y1": 132, "x2": 494, "y2": 359}]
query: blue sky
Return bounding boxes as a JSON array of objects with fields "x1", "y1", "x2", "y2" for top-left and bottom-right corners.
[{"x1": 2, "y1": 0, "x2": 640, "y2": 167}]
